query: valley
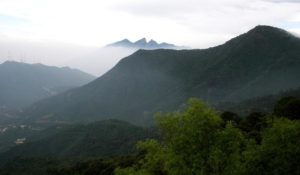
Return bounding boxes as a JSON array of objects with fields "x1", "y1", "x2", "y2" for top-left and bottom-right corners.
[{"x1": 0, "y1": 25, "x2": 299, "y2": 175}]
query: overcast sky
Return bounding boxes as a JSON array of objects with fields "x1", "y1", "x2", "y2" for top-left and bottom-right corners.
[{"x1": 0, "y1": 0, "x2": 300, "y2": 48}]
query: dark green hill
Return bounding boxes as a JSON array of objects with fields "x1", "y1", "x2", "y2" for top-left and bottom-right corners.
[
  {"x1": 0, "y1": 61, "x2": 95, "y2": 110},
  {"x1": 23, "y1": 25, "x2": 300, "y2": 125},
  {"x1": 0, "y1": 120, "x2": 156, "y2": 165}
]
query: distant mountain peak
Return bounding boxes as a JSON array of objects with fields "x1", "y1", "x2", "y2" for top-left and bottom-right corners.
[
  {"x1": 2, "y1": 60, "x2": 23, "y2": 65},
  {"x1": 121, "y1": 38, "x2": 130, "y2": 42},
  {"x1": 224, "y1": 25, "x2": 294, "y2": 48},
  {"x1": 253, "y1": 25, "x2": 277, "y2": 30},
  {"x1": 2, "y1": 61, "x2": 62, "y2": 70},
  {"x1": 1, "y1": 61, "x2": 37, "y2": 68},
  {"x1": 134, "y1": 38, "x2": 147, "y2": 45},
  {"x1": 22, "y1": 25, "x2": 300, "y2": 125},
  {"x1": 242, "y1": 25, "x2": 295, "y2": 40},
  {"x1": 249, "y1": 25, "x2": 290, "y2": 35},
  {"x1": 148, "y1": 39, "x2": 158, "y2": 45},
  {"x1": 106, "y1": 38, "x2": 184, "y2": 50}
]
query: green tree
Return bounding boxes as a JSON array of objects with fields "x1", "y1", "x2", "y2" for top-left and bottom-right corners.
[
  {"x1": 274, "y1": 96, "x2": 300, "y2": 120},
  {"x1": 116, "y1": 99, "x2": 246, "y2": 175},
  {"x1": 115, "y1": 99, "x2": 300, "y2": 175},
  {"x1": 243, "y1": 118, "x2": 300, "y2": 175},
  {"x1": 239, "y1": 112, "x2": 267, "y2": 143},
  {"x1": 220, "y1": 111, "x2": 241, "y2": 127},
  {"x1": 115, "y1": 139, "x2": 167, "y2": 175}
]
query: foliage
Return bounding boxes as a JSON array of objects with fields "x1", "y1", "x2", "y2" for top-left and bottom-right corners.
[
  {"x1": 0, "y1": 156, "x2": 138, "y2": 175},
  {"x1": 1, "y1": 98, "x2": 300, "y2": 175},
  {"x1": 218, "y1": 88, "x2": 300, "y2": 117},
  {"x1": 274, "y1": 96, "x2": 300, "y2": 120},
  {"x1": 0, "y1": 120, "x2": 157, "y2": 166},
  {"x1": 238, "y1": 112, "x2": 268, "y2": 143},
  {"x1": 116, "y1": 98, "x2": 300, "y2": 175},
  {"x1": 220, "y1": 111, "x2": 241, "y2": 127},
  {"x1": 243, "y1": 118, "x2": 300, "y2": 175},
  {"x1": 116, "y1": 99, "x2": 246, "y2": 175}
]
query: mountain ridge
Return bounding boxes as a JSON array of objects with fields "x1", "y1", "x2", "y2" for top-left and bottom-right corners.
[
  {"x1": 106, "y1": 38, "x2": 184, "y2": 49},
  {"x1": 0, "y1": 61, "x2": 95, "y2": 110},
  {"x1": 22, "y1": 25, "x2": 300, "y2": 125}
]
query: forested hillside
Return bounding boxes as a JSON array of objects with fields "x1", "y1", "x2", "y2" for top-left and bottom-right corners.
[
  {"x1": 23, "y1": 26, "x2": 300, "y2": 125},
  {"x1": 0, "y1": 120, "x2": 157, "y2": 165},
  {"x1": 1, "y1": 98, "x2": 299, "y2": 175}
]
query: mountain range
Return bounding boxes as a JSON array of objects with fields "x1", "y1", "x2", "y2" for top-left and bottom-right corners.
[
  {"x1": 21, "y1": 25, "x2": 300, "y2": 125},
  {"x1": 0, "y1": 61, "x2": 95, "y2": 112},
  {"x1": 106, "y1": 38, "x2": 184, "y2": 50}
]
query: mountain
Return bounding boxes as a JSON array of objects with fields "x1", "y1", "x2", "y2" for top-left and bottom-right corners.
[
  {"x1": 22, "y1": 25, "x2": 300, "y2": 125},
  {"x1": 106, "y1": 38, "x2": 183, "y2": 49},
  {"x1": 68, "y1": 38, "x2": 188, "y2": 76},
  {"x1": 0, "y1": 61, "x2": 95, "y2": 111},
  {"x1": 0, "y1": 120, "x2": 156, "y2": 164}
]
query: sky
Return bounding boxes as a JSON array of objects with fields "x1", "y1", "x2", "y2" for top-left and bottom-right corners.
[{"x1": 0, "y1": 0, "x2": 300, "y2": 49}]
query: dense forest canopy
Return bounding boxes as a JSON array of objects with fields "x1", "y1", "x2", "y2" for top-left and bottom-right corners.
[
  {"x1": 1, "y1": 97, "x2": 299, "y2": 175},
  {"x1": 115, "y1": 98, "x2": 300, "y2": 175}
]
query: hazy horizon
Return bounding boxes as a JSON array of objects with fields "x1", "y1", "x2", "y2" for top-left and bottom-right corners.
[
  {"x1": 0, "y1": 0, "x2": 300, "y2": 76},
  {"x1": 0, "y1": 1, "x2": 300, "y2": 174},
  {"x1": 1, "y1": 0, "x2": 299, "y2": 47}
]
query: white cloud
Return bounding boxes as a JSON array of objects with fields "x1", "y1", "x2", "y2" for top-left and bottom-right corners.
[
  {"x1": 0, "y1": 0, "x2": 299, "y2": 48},
  {"x1": 264, "y1": 0, "x2": 300, "y2": 3},
  {"x1": 0, "y1": 0, "x2": 299, "y2": 75}
]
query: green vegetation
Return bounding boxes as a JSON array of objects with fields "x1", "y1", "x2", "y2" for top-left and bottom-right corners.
[
  {"x1": 0, "y1": 156, "x2": 139, "y2": 175},
  {"x1": 219, "y1": 87, "x2": 300, "y2": 116},
  {"x1": 0, "y1": 120, "x2": 157, "y2": 165},
  {"x1": 22, "y1": 26, "x2": 300, "y2": 126},
  {"x1": 116, "y1": 98, "x2": 300, "y2": 175},
  {"x1": 0, "y1": 26, "x2": 300, "y2": 175},
  {"x1": 0, "y1": 98, "x2": 299, "y2": 174},
  {"x1": 0, "y1": 126, "x2": 40, "y2": 153},
  {"x1": 274, "y1": 96, "x2": 300, "y2": 120}
]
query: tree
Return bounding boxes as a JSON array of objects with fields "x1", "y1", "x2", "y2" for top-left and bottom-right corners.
[
  {"x1": 239, "y1": 112, "x2": 267, "y2": 143},
  {"x1": 244, "y1": 118, "x2": 300, "y2": 175},
  {"x1": 116, "y1": 98, "x2": 300, "y2": 175},
  {"x1": 116, "y1": 99, "x2": 246, "y2": 175},
  {"x1": 274, "y1": 96, "x2": 300, "y2": 120},
  {"x1": 220, "y1": 111, "x2": 241, "y2": 127}
]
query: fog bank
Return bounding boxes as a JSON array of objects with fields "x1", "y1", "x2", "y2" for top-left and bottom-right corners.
[{"x1": 0, "y1": 38, "x2": 138, "y2": 76}]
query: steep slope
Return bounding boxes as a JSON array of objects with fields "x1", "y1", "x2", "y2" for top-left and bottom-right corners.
[
  {"x1": 23, "y1": 25, "x2": 300, "y2": 125},
  {"x1": 0, "y1": 61, "x2": 95, "y2": 110}
]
